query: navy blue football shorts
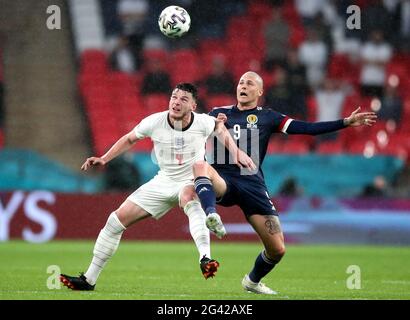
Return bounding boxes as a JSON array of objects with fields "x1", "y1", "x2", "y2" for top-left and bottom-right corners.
[{"x1": 215, "y1": 170, "x2": 278, "y2": 217}]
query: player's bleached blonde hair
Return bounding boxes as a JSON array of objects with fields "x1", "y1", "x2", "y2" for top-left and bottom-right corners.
[{"x1": 241, "y1": 71, "x2": 264, "y2": 90}]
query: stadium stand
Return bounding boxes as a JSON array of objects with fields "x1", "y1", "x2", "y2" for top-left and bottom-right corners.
[
  {"x1": 1, "y1": 0, "x2": 409, "y2": 196},
  {"x1": 0, "y1": 149, "x2": 103, "y2": 192}
]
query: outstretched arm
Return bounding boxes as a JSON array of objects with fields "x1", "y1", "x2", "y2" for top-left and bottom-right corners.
[
  {"x1": 214, "y1": 114, "x2": 256, "y2": 170},
  {"x1": 286, "y1": 107, "x2": 377, "y2": 135},
  {"x1": 81, "y1": 131, "x2": 139, "y2": 170}
]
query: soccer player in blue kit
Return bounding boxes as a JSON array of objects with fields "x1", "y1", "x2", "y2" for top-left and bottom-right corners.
[{"x1": 193, "y1": 71, "x2": 377, "y2": 294}]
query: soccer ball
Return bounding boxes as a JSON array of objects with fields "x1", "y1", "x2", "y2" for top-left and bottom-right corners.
[{"x1": 158, "y1": 6, "x2": 191, "y2": 38}]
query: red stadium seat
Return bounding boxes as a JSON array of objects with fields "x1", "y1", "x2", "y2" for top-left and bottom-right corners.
[
  {"x1": 87, "y1": 108, "x2": 117, "y2": 129},
  {"x1": 386, "y1": 59, "x2": 408, "y2": 87},
  {"x1": 346, "y1": 140, "x2": 365, "y2": 154},
  {"x1": 84, "y1": 89, "x2": 112, "y2": 106},
  {"x1": 225, "y1": 14, "x2": 265, "y2": 62},
  {"x1": 225, "y1": 16, "x2": 254, "y2": 41},
  {"x1": 201, "y1": 52, "x2": 229, "y2": 77},
  {"x1": 0, "y1": 129, "x2": 4, "y2": 148},
  {"x1": 327, "y1": 54, "x2": 360, "y2": 85},
  {"x1": 81, "y1": 49, "x2": 107, "y2": 63},
  {"x1": 78, "y1": 72, "x2": 108, "y2": 85},
  {"x1": 267, "y1": 137, "x2": 283, "y2": 154},
  {"x1": 316, "y1": 140, "x2": 345, "y2": 154},
  {"x1": 305, "y1": 95, "x2": 317, "y2": 122},
  {"x1": 78, "y1": 73, "x2": 109, "y2": 96},
  {"x1": 143, "y1": 94, "x2": 169, "y2": 113},
  {"x1": 109, "y1": 72, "x2": 135, "y2": 92},
  {"x1": 281, "y1": 139, "x2": 310, "y2": 154},
  {"x1": 115, "y1": 94, "x2": 146, "y2": 132},
  {"x1": 80, "y1": 49, "x2": 108, "y2": 74},
  {"x1": 206, "y1": 94, "x2": 236, "y2": 110},
  {"x1": 378, "y1": 141, "x2": 408, "y2": 161},
  {"x1": 347, "y1": 140, "x2": 378, "y2": 157},
  {"x1": 142, "y1": 48, "x2": 168, "y2": 62},
  {"x1": 327, "y1": 54, "x2": 349, "y2": 78},
  {"x1": 142, "y1": 48, "x2": 170, "y2": 74},
  {"x1": 398, "y1": 97, "x2": 410, "y2": 131},
  {"x1": 90, "y1": 119, "x2": 121, "y2": 155},
  {"x1": 198, "y1": 39, "x2": 227, "y2": 57},
  {"x1": 169, "y1": 49, "x2": 201, "y2": 85},
  {"x1": 339, "y1": 124, "x2": 371, "y2": 149},
  {"x1": 366, "y1": 121, "x2": 392, "y2": 137},
  {"x1": 282, "y1": 2, "x2": 301, "y2": 25},
  {"x1": 132, "y1": 73, "x2": 143, "y2": 96},
  {"x1": 287, "y1": 134, "x2": 315, "y2": 146},
  {"x1": 389, "y1": 133, "x2": 410, "y2": 152},
  {"x1": 248, "y1": 1, "x2": 273, "y2": 23},
  {"x1": 94, "y1": 134, "x2": 119, "y2": 155},
  {"x1": 288, "y1": 25, "x2": 306, "y2": 48},
  {"x1": 258, "y1": 70, "x2": 276, "y2": 90},
  {"x1": 228, "y1": 53, "x2": 262, "y2": 80}
]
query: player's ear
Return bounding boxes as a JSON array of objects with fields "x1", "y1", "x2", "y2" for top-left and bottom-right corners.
[
  {"x1": 191, "y1": 102, "x2": 197, "y2": 111},
  {"x1": 258, "y1": 88, "x2": 264, "y2": 97}
]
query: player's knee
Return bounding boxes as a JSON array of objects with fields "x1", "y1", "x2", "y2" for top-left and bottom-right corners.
[
  {"x1": 275, "y1": 245, "x2": 286, "y2": 260},
  {"x1": 276, "y1": 245, "x2": 286, "y2": 259},
  {"x1": 266, "y1": 245, "x2": 286, "y2": 261},
  {"x1": 183, "y1": 200, "x2": 202, "y2": 216},
  {"x1": 193, "y1": 160, "x2": 209, "y2": 176},
  {"x1": 180, "y1": 193, "x2": 195, "y2": 207},
  {"x1": 106, "y1": 211, "x2": 127, "y2": 232},
  {"x1": 114, "y1": 209, "x2": 128, "y2": 227}
]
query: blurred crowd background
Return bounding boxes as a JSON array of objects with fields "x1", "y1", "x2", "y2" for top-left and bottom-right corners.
[{"x1": 0, "y1": 0, "x2": 409, "y2": 199}]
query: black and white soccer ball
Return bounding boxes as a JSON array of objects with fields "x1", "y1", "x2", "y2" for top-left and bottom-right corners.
[{"x1": 158, "y1": 6, "x2": 191, "y2": 38}]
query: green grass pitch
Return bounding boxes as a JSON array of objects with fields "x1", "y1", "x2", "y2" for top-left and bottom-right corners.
[{"x1": 0, "y1": 240, "x2": 409, "y2": 300}]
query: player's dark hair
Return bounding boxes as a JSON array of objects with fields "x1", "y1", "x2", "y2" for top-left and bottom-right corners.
[{"x1": 174, "y1": 82, "x2": 198, "y2": 102}]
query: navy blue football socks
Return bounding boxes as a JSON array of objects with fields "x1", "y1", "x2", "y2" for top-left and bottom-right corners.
[
  {"x1": 249, "y1": 250, "x2": 279, "y2": 283},
  {"x1": 194, "y1": 176, "x2": 216, "y2": 216}
]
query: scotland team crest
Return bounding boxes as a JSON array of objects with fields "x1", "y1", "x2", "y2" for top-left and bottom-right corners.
[{"x1": 246, "y1": 114, "x2": 258, "y2": 129}]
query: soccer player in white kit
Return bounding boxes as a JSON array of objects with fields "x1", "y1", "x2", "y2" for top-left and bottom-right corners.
[{"x1": 60, "y1": 83, "x2": 255, "y2": 290}]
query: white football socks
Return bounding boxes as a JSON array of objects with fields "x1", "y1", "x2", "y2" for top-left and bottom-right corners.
[
  {"x1": 184, "y1": 200, "x2": 211, "y2": 261},
  {"x1": 84, "y1": 212, "x2": 126, "y2": 285}
]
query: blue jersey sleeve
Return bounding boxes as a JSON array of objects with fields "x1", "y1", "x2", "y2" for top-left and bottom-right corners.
[
  {"x1": 268, "y1": 109, "x2": 292, "y2": 133},
  {"x1": 209, "y1": 107, "x2": 231, "y2": 118},
  {"x1": 286, "y1": 119, "x2": 346, "y2": 135},
  {"x1": 208, "y1": 108, "x2": 217, "y2": 117},
  {"x1": 267, "y1": 109, "x2": 347, "y2": 135}
]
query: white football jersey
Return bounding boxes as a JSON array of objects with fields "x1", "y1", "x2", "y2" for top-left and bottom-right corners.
[{"x1": 134, "y1": 111, "x2": 216, "y2": 181}]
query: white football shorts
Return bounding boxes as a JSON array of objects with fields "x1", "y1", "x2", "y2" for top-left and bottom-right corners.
[{"x1": 127, "y1": 174, "x2": 194, "y2": 219}]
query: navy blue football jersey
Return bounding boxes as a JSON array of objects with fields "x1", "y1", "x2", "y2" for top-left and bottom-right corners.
[{"x1": 208, "y1": 105, "x2": 291, "y2": 180}]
